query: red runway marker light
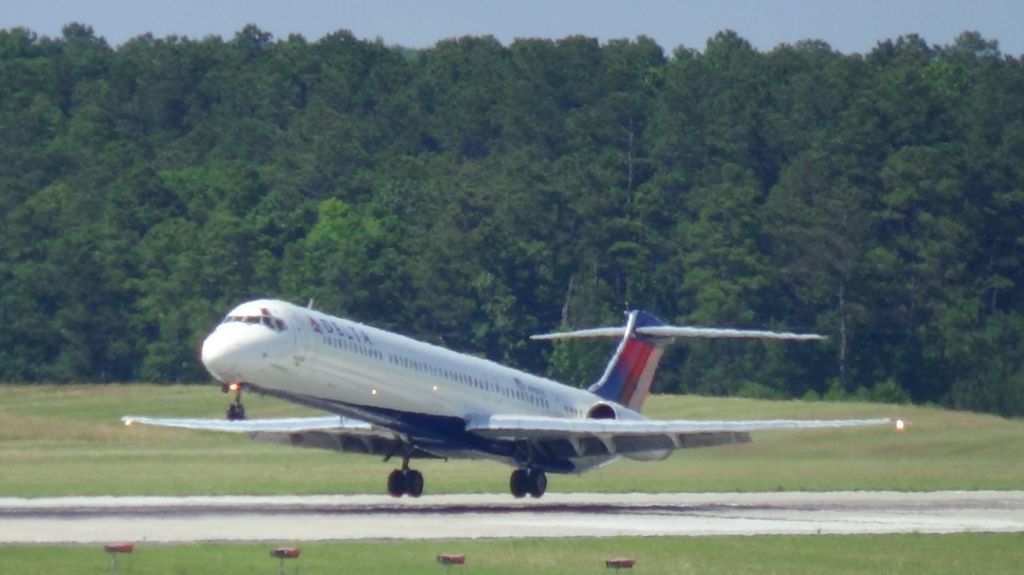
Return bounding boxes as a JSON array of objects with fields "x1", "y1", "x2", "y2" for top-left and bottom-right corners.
[
  {"x1": 437, "y1": 553, "x2": 466, "y2": 565},
  {"x1": 437, "y1": 553, "x2": 466, "y2": 573},
  {"x1": 606, "y1": 557, "x2": 636, "y2": 570},
  {"x1": 272, "y1": 548, "x2": 301, "y2": 575},
  {"x1": 104, "y1": 543, "x2": 134, "y2": 571},
  {"x1": 104, "y1": 542, "x2": 134, "y2": 554},
  {"x1": 271, "y1": 548, "x2": 301, "y2": 559}
]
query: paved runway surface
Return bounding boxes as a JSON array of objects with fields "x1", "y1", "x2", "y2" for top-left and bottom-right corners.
[{"x1": 2, "y1": 491, "x2": 1022, "y2": 543}]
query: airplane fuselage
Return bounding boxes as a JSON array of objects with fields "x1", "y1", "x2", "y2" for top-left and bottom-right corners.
[{"x1": 201, "y1": 299, "x2": 637, "y2": 471}]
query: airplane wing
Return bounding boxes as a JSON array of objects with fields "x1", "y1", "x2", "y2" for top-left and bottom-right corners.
[
  {"x1": 122, "y1": 415, "x2": 370, "y2": 433},
  {"x1": 466, "y1": 415, "x2": 893, "y2": 458},
  {"x1": 123, "y1": 413, "x2": 894, "y2": 464},
  {"x1": 120, "y1": 415, "x2": 439, "y2": 459}
]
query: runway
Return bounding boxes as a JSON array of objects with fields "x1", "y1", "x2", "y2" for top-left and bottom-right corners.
[{"x1": 1, "y1": 491, "x2": 1022, "y2": 543}]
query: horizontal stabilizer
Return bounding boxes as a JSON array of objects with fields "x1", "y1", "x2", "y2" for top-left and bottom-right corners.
[
  {"x1": 531, "y1": 325, "x2": 825, "y2": 341},
  {"x1": 531, "y1": 327, "x2": 628, "y2": 340},
  {"x1": 637, "y1": 326, "x2": 825, "y2": 341}
]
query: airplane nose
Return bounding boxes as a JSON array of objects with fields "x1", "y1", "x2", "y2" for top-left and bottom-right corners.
[
  {"x1": 201, "y1": 329, "x2": 239, "y2": 380},
  {"x1": 201, "y1": 321, "x2": 291, "y2": 382}
]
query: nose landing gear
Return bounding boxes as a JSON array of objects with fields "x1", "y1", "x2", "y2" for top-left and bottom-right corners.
[{"x1": 223, "y1": 382, "x2": 246, "y2": 421}]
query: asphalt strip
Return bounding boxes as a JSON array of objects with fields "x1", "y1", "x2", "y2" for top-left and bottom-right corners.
[{"x1": 1, "y1": 491, "x2": 1022, "y2": 543}]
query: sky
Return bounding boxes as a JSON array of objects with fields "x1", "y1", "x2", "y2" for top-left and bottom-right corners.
[{"x1": 2, "y1": 0, "x2": 1022, "y2": 56}]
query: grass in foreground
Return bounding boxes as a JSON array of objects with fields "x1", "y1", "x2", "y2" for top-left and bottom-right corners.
[
  {"x1": 0, "y1": 384, "x2": 1022, "y2": 496},
  {"x1": 1, "y1": 534, "x2": 1022, "y2": 575}
]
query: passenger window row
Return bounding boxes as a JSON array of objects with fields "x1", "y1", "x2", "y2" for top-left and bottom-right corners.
[{"x1": 385, "y1": 352, "x2": 552, "y2": 409}]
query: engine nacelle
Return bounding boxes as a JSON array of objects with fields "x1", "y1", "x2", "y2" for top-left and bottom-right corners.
[
  {"x1": 587, "y1": 401, "x2": 672, "y2": 461},
  {"x1": 586, "y1": 402, "x2": 618, "y2": 420},
  {"x1": 586, "y1": 401, "x2": 646, "y2": 421}
]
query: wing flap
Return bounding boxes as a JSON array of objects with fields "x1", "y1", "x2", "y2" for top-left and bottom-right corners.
[
  {"x1": 250, "y1": 429, "x2": 442, "y2": 459},
  {"x1": 466, "y1": 415, "x2": 889, "y2": 457}
]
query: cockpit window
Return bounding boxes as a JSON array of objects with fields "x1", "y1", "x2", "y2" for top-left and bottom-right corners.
[{"x1": 221, "y1": 308, "x2": 287, "y2": 332}]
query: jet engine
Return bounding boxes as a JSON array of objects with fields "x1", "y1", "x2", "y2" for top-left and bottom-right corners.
[{"x1": 587, "y1": 401, "x2": 672, "y2": 461}]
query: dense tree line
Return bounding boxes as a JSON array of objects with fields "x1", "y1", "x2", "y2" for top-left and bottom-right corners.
[{"x1": 1, "y1": 24, "x2": 1022, "y2": 415}]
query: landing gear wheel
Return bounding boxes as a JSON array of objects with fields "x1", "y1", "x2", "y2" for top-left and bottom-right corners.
[
  {"x1": 510, "y1": 469, "x2": 528, "y2": 499},
  {"x1": 226, "y1": 403, "x2": 246, "y2": 421},
  {"x1": 510, "y1": 469, "x2": 547, "y2": 498},
  {"x1": 528, "y1": 470, "x2": 547, "y2": 499},
  {"x1": 387, "y1": 468, "x2": 425, "y2": 498},
  {"x1": 405, "y1": 469, "x2": 424, "y2": 498},
  {"x1": 387, "y1": 469, "x2": 405, "y2": 498},
  {"x1": 224, "y1": 382, "x2": 246, "y2": 421}
]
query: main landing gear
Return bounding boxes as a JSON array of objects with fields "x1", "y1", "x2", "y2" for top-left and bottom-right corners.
[
  {"x1": 509, "y1": 468, "x2": 547, "y2": 498},
  {"x1": 223, "y1": 382, "x2": 246, "y2": 421},
  {"x1": 387, "y1": 459, "x2": 424, "y2": 498},
  {"x1": 383, "y1": 466, "x2": 547, "y2": 499}
]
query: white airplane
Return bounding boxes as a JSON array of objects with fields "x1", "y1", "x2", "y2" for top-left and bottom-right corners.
[{"x1": 124, "y1": 299, "x2": 893, "y2": 498}]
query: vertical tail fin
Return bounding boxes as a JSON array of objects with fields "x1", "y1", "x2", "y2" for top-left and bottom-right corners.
[
  {"x1": 587, "y1": 310, "x2": 670, "y2": 411},
  {"x1": 530, "y1": 310, "x2": 672, "y2": 412}
]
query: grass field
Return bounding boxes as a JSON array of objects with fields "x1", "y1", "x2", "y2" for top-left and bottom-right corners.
[
  {"x1": 2, "y1": 384, "x2": 1022, "y2": 574},
  {"x1": 1, "y1": 384, "x2": 1022, "y2": 496},
  {"x1": 1, "y1": 534, "x2": 1022, "y2": 574}
]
